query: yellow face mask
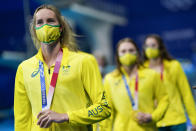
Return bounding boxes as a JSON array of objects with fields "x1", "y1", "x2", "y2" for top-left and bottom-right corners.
[
  {"x1": 35, "y1": 24, "x2": 61, "y2": 44},
  {"x1": 119, "y1": 53, "x2": 137, "y2": 66},
  {"x1": 145, "y1": 47, "x2": 160, "y2": 59}
]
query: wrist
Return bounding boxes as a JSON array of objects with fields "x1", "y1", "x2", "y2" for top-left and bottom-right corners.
[{"x1": 62, "y1": 113, "x2": 69, "y2": 122}]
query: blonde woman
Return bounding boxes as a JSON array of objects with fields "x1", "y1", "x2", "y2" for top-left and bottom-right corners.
[
  {"x1": 14, "y1": 4, "x2": 111, "y2": 131},
  {"x1": 99, "y1": 38, "x2": 168, "y2": 131}
]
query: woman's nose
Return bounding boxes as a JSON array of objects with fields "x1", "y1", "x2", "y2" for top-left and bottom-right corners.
[{"x1": 43, "y1": 21, "x2": 47, "y2": 25}]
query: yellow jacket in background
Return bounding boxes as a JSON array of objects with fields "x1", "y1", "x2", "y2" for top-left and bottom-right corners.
[
  {"x1": 99, "y1": 67, "x2": 169, "y2": 131},
  {"x1": 14, "y1": 47, "x2": 111, "y2": 131},
  {"x1": 144, "y1": 59, "x2": 196, "y2": 127}
]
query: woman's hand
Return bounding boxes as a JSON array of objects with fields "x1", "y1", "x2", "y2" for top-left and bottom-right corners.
[
  {"x1": 192, "y1": 125, "x2": 196, "y2": 131},
  {"x1": 137, "y1": 112, "x2": 152, "y2": 124},
  {"x1": 37, "y1": 109, "x2": 69, "y2": 128}
]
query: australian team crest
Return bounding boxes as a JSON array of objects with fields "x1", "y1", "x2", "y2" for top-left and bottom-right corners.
[{"x1": 62, "y1": 65, "x2": 71, "y2": 74}]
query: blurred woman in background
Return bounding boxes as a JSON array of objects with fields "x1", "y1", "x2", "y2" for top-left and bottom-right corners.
[
  {"x1": 14, "y1": 4, "x2": 111, "y2": 131},
  {"x1": 99, "y1": 38, "x2": 168, "y2": 131},
  {"x1": 142, "y1": 34, "x2": 196, "y2": 131}
]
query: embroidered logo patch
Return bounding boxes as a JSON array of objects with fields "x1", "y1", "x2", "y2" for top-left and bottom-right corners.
[
  {"x1": 62, "y1": 65, "x2": 71, "y2": 74},
  {"x1": 31, "y1": 68, "x2": 39, "y2": 78}
]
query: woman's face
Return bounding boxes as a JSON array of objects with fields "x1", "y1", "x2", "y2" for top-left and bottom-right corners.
[
  {"x1": 118, "y1": 42, "x2": 137, "y2": 57},
  {"x1": 145, "y1": 37, "x2": 159, "y2": 49},
  {"x1": 35, "y1": 8, "x2": 59, "y2": 28}
]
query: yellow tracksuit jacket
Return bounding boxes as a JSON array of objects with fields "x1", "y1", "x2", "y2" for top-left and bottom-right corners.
[
  {"x1": 14, "y1": 47, "x2": 111, "y2": 131},
  {"x1": 99, "y1": 67, "x2": 169, "y2": 131},
  {"x1": 144, "y1": 59, "x2": 196, "y2": 127}
]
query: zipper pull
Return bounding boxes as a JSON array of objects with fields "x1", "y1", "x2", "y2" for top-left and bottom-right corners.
[{"x1": 48, "y1": 69, "x2": 50, "y2": 74}]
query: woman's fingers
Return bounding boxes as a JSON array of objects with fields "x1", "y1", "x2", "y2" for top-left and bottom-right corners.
[
  {"x1": 137, "y1": 112, "x2": 152, "y2": 124},
  {"x1": 137, "y1": 114, "x2": 144, "y2": 124},
  {"x1": 37, "y1": 109, "x2": 49, "y2": 119},
  {"x1": 39, "y1": 115, "x2": 49, "y2": 128},
  {"x1": 37, "y1": 111, "x2": 44, "y2": 119},
  {"x1": 37, "y1": 110, "x2": 50, "y2": 125},
  {"x1": 137, "y1": 112, "x2": 144, "y2": 120},
  {"x1": 43, "y1": 118, "x2": 53, "y2": 128},
  {"x1": 143, "y1": 114, "x2": 152, "y2": 123},
  {"x1": 37, "y1": 110, "x2": 68, "y2": 128}
]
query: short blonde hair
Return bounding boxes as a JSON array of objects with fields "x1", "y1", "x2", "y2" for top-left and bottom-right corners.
[{"x1": 30, "y1": 4, "x2": 78, "y2": 51}]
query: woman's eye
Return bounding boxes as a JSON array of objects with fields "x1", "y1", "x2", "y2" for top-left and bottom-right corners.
[
  {"x1": 47, "y1": 18, "x2": 55, "y2": 23},
  {"x1": 152, "y1": 44, "x2": 157, "y2": 48},
  {"x1": 121, "y1": 50, "x2": 126, "y2": 53},
  {"x1": 129, "y1": 49, "x2": 133, "y2": 52},
  {"x1": 36, "y1": 19, "x2": 43, "y2": 25},
  {"x1": 128, "y1": 49, "x2": 135, "y2": 53}
]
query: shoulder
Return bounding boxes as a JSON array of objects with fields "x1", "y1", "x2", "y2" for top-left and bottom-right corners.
[
  {"x1": 139, "y1": 67, "x2": 157, "y2": 75},
  {"x1": 138, "y1": 67, "x2": 160, "y2": 81},
  {"x1": 164, "y1": 59, "x2": 181, "y2": 69},
  {"x1": 17, "y1": 55, "x2": 37, "y2": 70},
  {"x1": 69, "y1": 50, "x2": 96, "y2": 64},
  {"x1": 170, "y1": 60, "x2": 181, "y2": 66},
  {"x1": 143, "y1": 61, "x2": 149, "y2": 68},
  {"x1": 103, "y1": 70, "x2": 119, "y2": 91},
  {"x1": 104, "y1": 69, "x2": 120, "y2": 81}
]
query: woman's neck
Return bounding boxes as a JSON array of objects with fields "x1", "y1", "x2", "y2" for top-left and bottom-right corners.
[
  {"x1": 149, "y1": 57, "x2": 162, "y2": 67},
  {"x1": 41, "y1": 41, "x2": 61, "y2": 68},
  {"x1": 124, "y1": 64, "x2": 137, "y2": 77}
]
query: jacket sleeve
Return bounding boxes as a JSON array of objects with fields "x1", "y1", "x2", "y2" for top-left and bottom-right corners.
[
  {"x1": 67, "y1": 55, "x2": 111, "y2": 126},
  {"x1": 152, "y1": 72, "x2": 169, "y2": 122},
  {"x1": 99, "y1": 75, "x2": 115, "y2": 131},
  {"x1": 14, "y1": 64, "x2": 32, "y2": 131},
  {"x1": 175, "y1": 61, "x2": 196, "y2": 125}
]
